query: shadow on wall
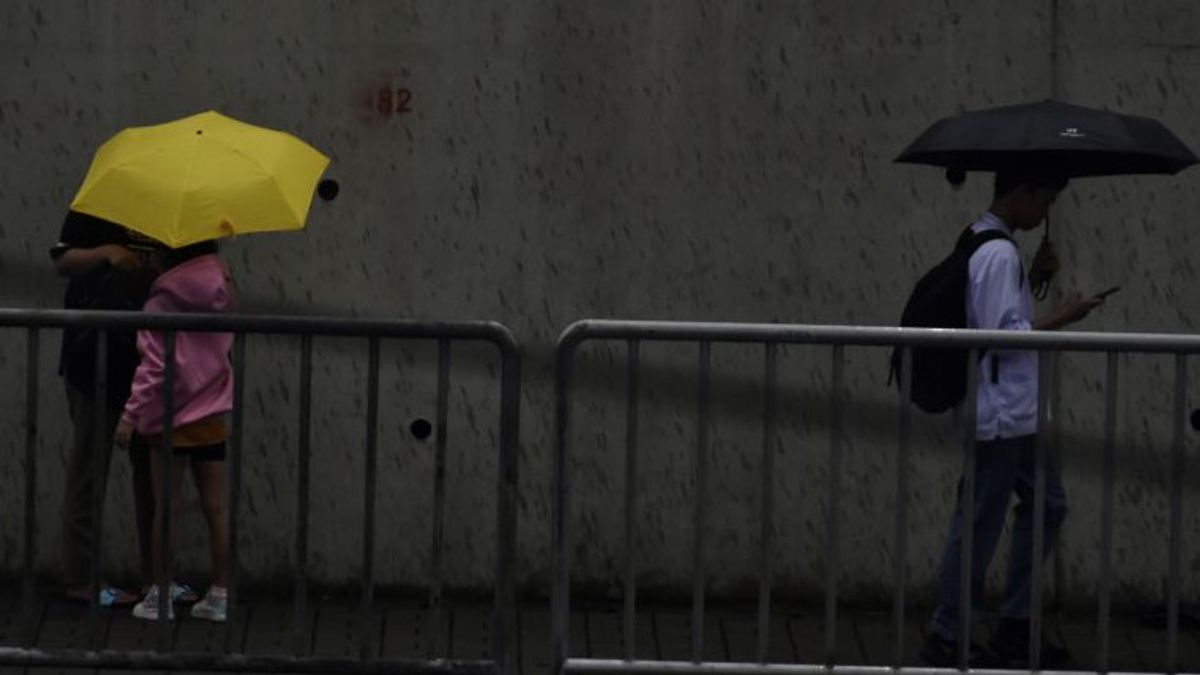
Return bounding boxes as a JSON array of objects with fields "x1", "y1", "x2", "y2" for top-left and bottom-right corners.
[
  {"x1": 566, "y1": 349, "x2": 1199, "y2": 492},
  {"x1": 559, "y1": 346, "x2": 1199, "y2": 607}
]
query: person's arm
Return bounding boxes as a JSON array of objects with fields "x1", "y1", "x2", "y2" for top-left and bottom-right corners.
[
  {"x1": 972, "y1": 243, "x2": 1103, "y2": 332},
  {"x1": 52, "y1": 243, "x2": 141, "y2": 277},
  {"x1": 1033, "y1": 293, "x2": 1104, "y2": 330},
  {"x1": 119, "y1": 327, "x2": 164, "y2": 430},
  {"x1": 115, "y1": 305, "x2": 164, "y2": 449},
  {"x1": 117, "y1": 291, "x2": 168, "y2": 445}
]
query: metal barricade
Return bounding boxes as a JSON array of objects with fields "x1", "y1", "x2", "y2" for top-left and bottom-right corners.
[
  {"x1": 0, "y1": 308, "x2": 520, "y2": 675},
  {"x1": 552, "y1": 319, "x2": 1196, "y2": 675}
]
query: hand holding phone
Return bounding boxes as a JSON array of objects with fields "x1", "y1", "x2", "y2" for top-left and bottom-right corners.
[{"x1": 1094, "y1": 285, "x2": 1121, "y2": 300}]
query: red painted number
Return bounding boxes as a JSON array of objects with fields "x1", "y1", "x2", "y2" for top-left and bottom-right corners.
[{"x1": 377, "y1": 87, "x2": 413, "y2": 117}]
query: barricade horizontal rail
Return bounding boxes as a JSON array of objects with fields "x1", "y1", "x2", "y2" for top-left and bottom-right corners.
[
  {"x1": 0, "y1": 308, "x2": 520, "y2": 675},
  {"x1": 553, "y1": 319, "x2": 1196, "y2": 675},
  {"x1": 558, "y1": 318, "x2": 1200, "y2": 352},
  {"x1": 0, "y1": 646, "x2": 496, "y2": 674},
  {"x1": 561, "y1": 659, "x2": 1161, "y2": 675},
  {"x1": 0, "y1": 308, "x2": 518, "y2": 345}
]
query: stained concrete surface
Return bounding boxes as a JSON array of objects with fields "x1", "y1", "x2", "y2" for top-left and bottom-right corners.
[{"x1": 0, "y1": 2, "x2": 1197, "y2": 606}]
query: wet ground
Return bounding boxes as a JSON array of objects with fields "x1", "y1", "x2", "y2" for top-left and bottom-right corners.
[{"x1": 2, "y1": 592, "x2": 1199, "y2": 674}]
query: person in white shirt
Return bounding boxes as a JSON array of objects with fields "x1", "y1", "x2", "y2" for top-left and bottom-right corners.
[{"x1": 922, "y1": 170, "x2": 1104, "y2": 668}]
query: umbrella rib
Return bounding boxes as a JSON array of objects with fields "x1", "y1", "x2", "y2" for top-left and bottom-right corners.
[
  {"x1": 209, "y1": 135, "x2": 293, "y2": 231},
  {"x1": 173, "y1": 134, "x2": 205, "y2": 248},
  {"x1": 207, "y1": 133, "x2": 324, "y2": 227}
]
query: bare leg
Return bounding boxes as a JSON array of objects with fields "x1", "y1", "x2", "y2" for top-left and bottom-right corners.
[
  {"x1": 147, "y1": 449, "x2": 188, "y2": 587},
  {"x1": 190, "y1": 458, "x2": 230, "y2": 588}
]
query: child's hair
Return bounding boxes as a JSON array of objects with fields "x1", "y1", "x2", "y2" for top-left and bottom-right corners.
[{"x1": 155, "y1": 240, "x2": 219, "y2": 272}]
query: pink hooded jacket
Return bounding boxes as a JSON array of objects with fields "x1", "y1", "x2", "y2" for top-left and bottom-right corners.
[{"x1": 121, "y1": 254, "x2": 235, "y2": 435}]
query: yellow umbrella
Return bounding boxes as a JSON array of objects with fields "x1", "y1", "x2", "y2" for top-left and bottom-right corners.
[{"x1": 70, "y1": 110, "x2": 330, "y2": 248}]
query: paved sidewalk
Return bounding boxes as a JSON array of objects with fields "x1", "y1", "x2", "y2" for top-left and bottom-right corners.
[{"x1": 2, "y1": 592, "x2": 1199, "y2": 674}]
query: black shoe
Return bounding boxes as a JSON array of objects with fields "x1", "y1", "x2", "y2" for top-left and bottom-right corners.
[
  {"x1": 989, "y1": 618, "x2": 1072, "y2": 669},
  {"x1": 920, "y1": 632, "x2": 994, "y2": 668}
]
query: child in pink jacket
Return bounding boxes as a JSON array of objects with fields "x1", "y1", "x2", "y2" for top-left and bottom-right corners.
[{"x1": 114, "y1": 240, "x2": 234, "y2": 622}]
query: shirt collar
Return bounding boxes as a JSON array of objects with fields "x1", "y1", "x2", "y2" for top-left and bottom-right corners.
[{"x1": 978, "y1": 211, "x2": 1015, "y2": 235}]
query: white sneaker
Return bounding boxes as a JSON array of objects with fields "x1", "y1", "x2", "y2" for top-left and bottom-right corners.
[
  {"x1": 132, "y1": 586, "x2": 174, "y2": 621},
  {"x1": 190, "y1": 586, "x2": 227, "y2": 623}
]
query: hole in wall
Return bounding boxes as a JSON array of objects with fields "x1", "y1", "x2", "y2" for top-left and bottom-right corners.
[{"x1": 410, "y1": 418, "x2": 432, "y2": 440}]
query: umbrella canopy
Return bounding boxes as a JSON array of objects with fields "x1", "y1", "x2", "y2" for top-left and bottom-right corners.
[
  {"x1": 70, "y1": 110, "x2": 330, "y2": 248},
  {"x1": 896, "y1": 100, "x2": 1198, "y2": 177}
]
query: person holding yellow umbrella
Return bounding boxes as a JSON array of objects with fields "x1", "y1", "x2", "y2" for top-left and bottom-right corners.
[
  {"x1": 68, "y1": 110, "x2": 329, "y2": 621},
  {"x1": 50, "y1": 211, "x2": 159, "y2": 608}
]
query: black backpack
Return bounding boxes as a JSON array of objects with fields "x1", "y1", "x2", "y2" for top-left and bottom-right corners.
[{"x1": 889, "y1": 227, "x2": 1013, "y2": 413}]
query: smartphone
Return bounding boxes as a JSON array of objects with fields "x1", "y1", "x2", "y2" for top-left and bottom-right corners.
[{"x1": 1095, "y1": 285, "x2": 1121, "y2": 299}]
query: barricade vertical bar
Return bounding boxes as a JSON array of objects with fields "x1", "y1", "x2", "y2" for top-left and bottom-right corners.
[
  {"x1": 225, "y1": 333, "x2": 246, "y2": 654},
  {"x1": 157, "y1": 331, "x2": 177, "y2": 651},
  {"x1": 1167, "y1": 353, "x2": 1186, "y2": 673},
  {"x1": 692, "y1": 341, "x2": 711, "y2": 664},
  {"x1": 893, "y1": 346, "x2": 913, "y2": 667},
  {"x1": 22, "y1": 328, "x2": 39, "y2": 648},
  {"x1": 958, "y1": 348, "x2": 979, "y2": 670},
  {"x1": 825, "y1": 344, "x2": 843, "y2": 666},
  {"x1": 553, "y1": 339, "x2": 576, "y2": 675},
  {"x1": 430, "y1": 339, "x2": 450, "y2": 658},
  {"x1": 90, "y1": 329, "x2": 108, "y2": 648},
  {"x1": 494, "y1": 339, "x2": 521, "y2": 675},
  {"x1": 1051, "y1": 350, "x2": 1065, "y2": 613},
  {"x1": 1097, "y1": 351, "x2": 1118, "y2": 673},
  {"x1": 623, "y1": 339, "x2": 641, "y2": 661},
  {"x1": 295, "y1": 334, "x2": 313, "y2": 657},
  {"x1": 360, "y1": 336, "x2": 381, "y2": 660},
  {"x1": 757, "y1": 343, "x2": 778, "y2": 664},
  {"x1": 1030, "y1": 351, "x2": 1053, "y2": 670}
]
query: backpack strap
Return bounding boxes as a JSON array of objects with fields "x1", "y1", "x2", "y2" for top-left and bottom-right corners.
[
  {"x1": 957, "y1": 226, "x2": 1025, "y2": 290},
  {"x1": 956, "y1": 227, "x2": 1014, "y2": 384},
  {"x1": 955, "y1": 226, "x2": 1013, "y2": 256}
]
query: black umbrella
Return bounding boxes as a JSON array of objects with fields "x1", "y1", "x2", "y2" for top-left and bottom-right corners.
[{"x1": 896, "y1": 100, "x2": 1198, "y2": 177}]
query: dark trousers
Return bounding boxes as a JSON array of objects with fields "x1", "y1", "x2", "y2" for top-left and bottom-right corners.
[
  {"x1": 63, "y1": 384, "x2": 155, "y2": 587},
  {"x1": 930, "y1": 434, "x2": 1069, "y2": 640}
]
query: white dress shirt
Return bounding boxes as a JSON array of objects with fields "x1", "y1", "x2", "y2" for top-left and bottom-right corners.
[{"x1": 966, "y1": 212, "x2": 1038, "y2": 440}]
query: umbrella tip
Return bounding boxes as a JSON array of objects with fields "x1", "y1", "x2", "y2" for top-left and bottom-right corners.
[
  {"x1": 945, "y1": 168, "x2": 966, "y2": 189},
  {"x1": 317, "y1": 179, "x2": 340, "y2": 201}
]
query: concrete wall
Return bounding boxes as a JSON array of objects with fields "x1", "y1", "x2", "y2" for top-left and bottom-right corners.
[{"x1": 1, "y1": 0, "x2": 1198, "y2": 608}]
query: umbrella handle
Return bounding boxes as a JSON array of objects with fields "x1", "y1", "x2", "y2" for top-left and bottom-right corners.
[
  {"x1": 1033, "y1": 276, "x2": 1050, "y2": 301},
  {"x1": 1032, "y1": 215, "x2": 1052, "y2": 300}
]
